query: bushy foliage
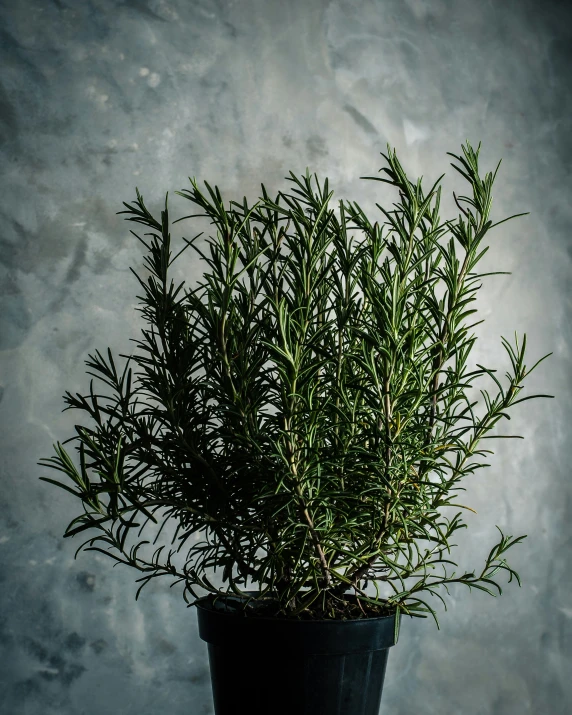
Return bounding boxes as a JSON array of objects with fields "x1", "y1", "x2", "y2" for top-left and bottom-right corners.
[{"x1": 39, "y1": 142, "x2": 551, "y2": 623}]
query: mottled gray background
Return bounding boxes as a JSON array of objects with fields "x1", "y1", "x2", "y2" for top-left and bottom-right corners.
[{"x1": 1, "y1": 0, "x2": 571, "y2": 713}]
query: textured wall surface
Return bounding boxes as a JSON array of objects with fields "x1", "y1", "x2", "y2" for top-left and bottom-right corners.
[{"x1": 1, "y1": 0, "x2": 571, "y2": 713}]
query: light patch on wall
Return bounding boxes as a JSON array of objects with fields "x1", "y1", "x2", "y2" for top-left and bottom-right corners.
[
  {"x1": 149, "y1": 0, "x2": 180, "y2": 22},
  {"x1": 403, "y1": 118, "x2": 431, "y2": 145},
  {"x1": 85, "y1": 85, "x2": 109, "y2": 108},
  {"x1": 148, "y1": 73, "x2": 161, "y2": 88}
]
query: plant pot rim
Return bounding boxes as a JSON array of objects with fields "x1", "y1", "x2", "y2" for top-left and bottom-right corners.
[
  {"x1": 196, "y1": 592, "x2": 400, "y2": 654},
  {"x1": 195, "y1": 591, "x2": 396, "y2": 623}
]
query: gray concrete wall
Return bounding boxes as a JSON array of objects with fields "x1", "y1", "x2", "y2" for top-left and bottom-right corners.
[{"x1": 1, "y1": 0, "x2": 570, "y2": 713}]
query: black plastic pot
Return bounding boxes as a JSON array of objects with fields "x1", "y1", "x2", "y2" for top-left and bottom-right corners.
[{"x1": 196, "y1": 594, "x2": 399, "y2": 715}]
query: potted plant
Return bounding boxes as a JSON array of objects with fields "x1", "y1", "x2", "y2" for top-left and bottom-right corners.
[{"x1": 39, "y1": 141, "x2": 552, "y2": 714}]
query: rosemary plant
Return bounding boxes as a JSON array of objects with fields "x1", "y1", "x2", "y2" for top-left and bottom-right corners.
[{"x1": 39, "y1": 142, "x2": 552, "y2": 624}]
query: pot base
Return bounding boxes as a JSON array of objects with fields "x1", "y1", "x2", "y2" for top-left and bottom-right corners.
[{"x1": 207, "y1": 642, "x2": 390, "y2": 715}]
